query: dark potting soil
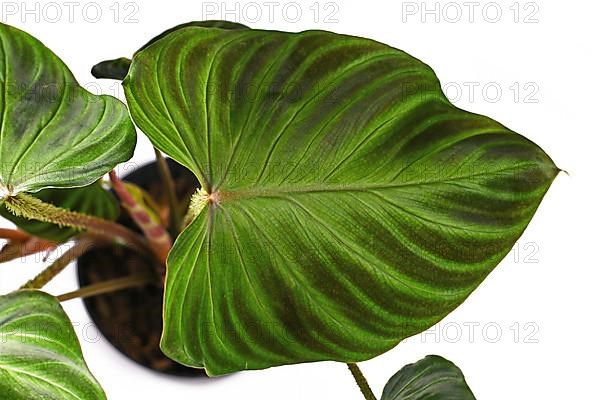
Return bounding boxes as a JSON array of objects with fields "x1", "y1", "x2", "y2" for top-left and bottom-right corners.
[{"x1": 77, "y1": 159, "x2": 204, "y2": 377}]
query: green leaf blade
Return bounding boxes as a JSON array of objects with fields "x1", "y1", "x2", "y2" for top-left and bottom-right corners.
[
  {"x1": 381, "y1": 355, "x2": 476, "y2": 400},
  {"x1": 0, "y1": 23, "x2": 136, "y2": 197},
  {"x1": 0, "y1": 290, "x2": 106, "y2": 400},
  {"x1": 91, "y1": 20, "x2": 249, "y2": 80},
  {"x1": 125, "y1": 28, "x2": 558, "y2": 375}
]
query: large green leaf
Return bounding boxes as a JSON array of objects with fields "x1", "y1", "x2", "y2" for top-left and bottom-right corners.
[
  {"x1": 123, "y1": 27, "x2": 558, "y2": 375},
  {"x1": 0, "y1": 23, "x2": 136, "y2": 198},
  {"x1": 381, "y1": 355, "x2": 476, "y2": 400},
  {"x1": 0, "y1": 182, "x2": 119, "y2": 242},
  {"x1": 0, "y1": 290, "x2": 106, "y2": 399}
]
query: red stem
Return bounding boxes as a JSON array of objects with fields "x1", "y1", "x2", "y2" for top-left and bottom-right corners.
[
  {"x1": 0, "y1": 237, "x2": 57, "y2": 263},
  {"x1": 0, "y1": 228, "x2": 31, "y2": 242},
  {"x1": 109, "y1": 170, "x2": 172, "y2": 265}
]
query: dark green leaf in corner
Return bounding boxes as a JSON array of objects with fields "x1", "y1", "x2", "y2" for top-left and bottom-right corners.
[
  {"x1": 0, "y1": 182, "x2": 119, "y2": 242},
  {"x1": 124, "y1": 27, "x2": 559, "y2": 375},
  {"x1": 381, "y1": 355, "x2": 476, "y2": 400},
  {"x1": 0, "y1": 23, "x2": 136, "y2": 199},
  {"x1": 0, "y1": 290, "x2": 106, "y2": 400}
]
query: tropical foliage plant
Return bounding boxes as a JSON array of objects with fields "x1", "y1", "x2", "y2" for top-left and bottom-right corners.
[{"x1": 0, "y1": 20, "x2": 558, "y2": 399}]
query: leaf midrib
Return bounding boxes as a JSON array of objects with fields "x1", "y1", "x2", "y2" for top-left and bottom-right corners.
[{"x1": 217, "y1": 162, "x2": 547, "y2": 203}]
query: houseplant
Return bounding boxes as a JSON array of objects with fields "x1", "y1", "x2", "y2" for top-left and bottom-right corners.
[{"x1": 0, "y1": 20, "x2": 559, "y2": 399}]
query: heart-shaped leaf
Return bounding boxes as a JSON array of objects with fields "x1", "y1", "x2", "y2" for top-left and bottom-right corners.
[
  {"x1": 124, "y1": 27, "x2": 558, "y2": 375},
  {"x1": 381, "y1": 355, "x2": 476, "y2": 400},
  {"x1": 0, "y1": 290, "x2": 106, "y2": 399},
  {"x1": 0, "y1": 182, "x2": 119, "y2": 242},
  {"x1": 0, "y1": 23, "x2": 135, "y2": 199}
]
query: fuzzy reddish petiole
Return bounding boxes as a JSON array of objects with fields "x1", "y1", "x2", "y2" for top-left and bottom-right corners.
[{"x1": 109, "y1": 170, "x2": 172, "y2": 265}]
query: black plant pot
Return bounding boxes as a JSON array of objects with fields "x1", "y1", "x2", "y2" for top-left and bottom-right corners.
[{"x1": 77, "y1": 159, "x2": 202, "y2": 377}]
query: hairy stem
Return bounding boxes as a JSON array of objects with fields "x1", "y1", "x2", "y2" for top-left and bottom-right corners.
[
  {"x1": 347, "y1": 363, "x2": 377, "y2": 400},
  {"x1": 20, "y1": 236, "x2": 99, "y2": 289},
  {"x1": 109, "y1": 170, "x2": 172, "y2": 265},
  {"x1": 57, "y1": 273, "x2": 155, "y2": 302},
  {"x1": 154, "y1": 148, "x2": 183, "y2": 235},
  {"x1": 4, "y1": 193, "x2": 149, "y2": 254}
]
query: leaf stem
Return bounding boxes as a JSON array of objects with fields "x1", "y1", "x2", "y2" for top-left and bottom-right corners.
[
  {"x1": 20, "y1": 236, "x2": 99, "y2": 289},
  {"x1": 0, "y1": 228, "x2": 30, "y2": 242},
  {"x1": 57, "y1": 273, "x2": 155, "y2": 302},
  {"x1": 4, "y1": 193, "x2": 150, "y2": 255},
  {"x1": 347, "y1": 363, "x2": 377, "y2": 400},
  {"x1": 154, "y1": 148, "x2": 183, "y2": 235},
  {"x1": 109, "y1": 170, "x2": 172, "y2": 265},
  {"x1": 0, "y1": 237, "x2": 56, "y2": 263}
]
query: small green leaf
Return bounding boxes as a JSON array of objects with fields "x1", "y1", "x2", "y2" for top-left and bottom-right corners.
[
  {"x1": 124, "y1": 28, "x2": 558, "y2": 375},
  {"x1": 0, "y1": 182, "x2": 119, "y2": 242},
  {"x1": 0, "y1": 290, "x2": 106, "y2": 400},
  {"x1": 0, "y1": 23, "x2": 136, "y2": 198},
  {"x1": 90, "y1": 57, "x2": 131, "y2": 81},
  {"x1": 381, "y1": 355, "x2": 476, "y2": 400}
]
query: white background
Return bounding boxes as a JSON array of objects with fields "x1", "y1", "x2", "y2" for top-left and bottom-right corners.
[{"x1": 0, "y1": 0, "x2": 598, "y2": 398}]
